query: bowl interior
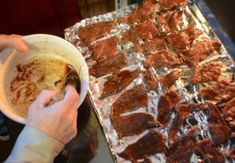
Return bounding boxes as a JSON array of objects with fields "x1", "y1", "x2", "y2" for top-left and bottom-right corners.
[{"x1": 0, "y1": 34, "x2": 89, "y2": 124}]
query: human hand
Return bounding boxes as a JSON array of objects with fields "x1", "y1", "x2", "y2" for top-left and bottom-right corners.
[
  {"x1": 0, "y1": 34, "x2": 28, "y2": 52},
  {"x1": 27, "y1": 85, "x2": 79, "y2": 144}
]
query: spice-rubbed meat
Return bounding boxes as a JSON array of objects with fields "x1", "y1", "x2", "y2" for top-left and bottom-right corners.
[
  {"x1": 121, "y1": 20, "x2": 160, "y2": 43},
  {"x1": 89, "y1": 53, "x2": 128, "y2": 78},
  {"x1": 165, "y1": 25, "x2": 203, "y2": 50},
  {"x1": 118, "y1": 0, "x2": 157, "y2": 24},
  {"x1": 118, "y1": 130, "x2": 166, "y2": 161},
  {"x1": 111, "y1": 84, "x2": 148, "y2": 116},
  {"x1": 158, "y1": 0, "x2": 188, "y2": 11},
  {"x1": 77, "y1": 21, "x2": 116, "y2": 46},
  {"x1": 111, "y1": 113, "x2": 158, "y2": 138},
  {"x1": 200, "y1": 80, "x2": 235, "y2": 102},
  {"x1": 196, "y1": 140, "x2": 225, "y2": 163},
  {"x1": 160, "y1": 70, "x2": 181, "y2": 91},
  {"x1": 192, "y1": 62, "x2": 223, "y2": 84},
  {"x1": 132, "y1": 38, "x2": 167, "y2": 54},
  {"x1": 90, "y1": 36, "x2": 118, "y2": 60},
  {"x1": 157, "y1": 91, "x2": 181, "y2": 127},
  {"x1": 166, "y1": 136, "x2": 195, "y2": 163},
  {"x1": 182, "y1": 38, "x2": 221, "y2": 65},
  {"x1": 218, "y1": 97, "x2": 235, "y2": 140},
  {"x1": 207, "y1": 103, "x2": 230, "y2": 146},
  {"x1": 146, "y1": 51, "x2": 181, "y2": 69},
  {"x1": 101, "y1": 69, "x2": 140, "y2": 99},
  {"x1": 143, "y1": 68, "x2": 159, "y2": 91},
  {"x1": 156, "y1": 10, "x2": 183, "y2": 34}
]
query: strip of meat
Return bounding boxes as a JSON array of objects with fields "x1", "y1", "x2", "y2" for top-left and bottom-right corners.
[
  {"x1": 101, "y1": 68, "x2": 140, "y2": 99},
  {"x1": 160, "y1": 70, "x2": 181, "y2": 91},
  {"x1": 90, "y1": 36, "x2": 118, "y2": 60},
  {"x1": 111, "y1": 113, "x2": 158, "y2": 138},
  {"x1": 156, "y1": 10, "x2": 183, "y2": 34},
  {"x1": 182, "y1": 38, "x2": 221, "y2": 65},
  {"x1": 158, "y1": 0, "x2": 188, "y2": 11},
  {"x1": 207, "y1": 103, "x2": 230, "y2": 146},
  {"x1": 118, "y1": 130, "x2": 166, "y2": 161},
  {"x1": 89, "y1": 53, "x2": 128, "y2": 78},
  {"x1": 166, "y1": 136, "x2": 195, "y2": 163},
  {"x1": 111, "y1": 84, "x2": 148, "y2": 116},
  {"x1": 77, "y1": 21, "x2": 116, "y2": 46},
  {"x1": 146, "y1": 51, "x2": 181, "y2": 69},
  {"x1": 117, "y1": 0, "x2": 157, "y2": 24},
  {"x1": 121, "y1": 20, "x2": 160, "y2": 43},
  {"x1": 132, "y1": 38, "x2": 167, "y2": 54},
  {"x1": 192, "y1": 62, "x2": 223, "y2": 84},
  {"x1": 200, "y1": 80, "x2": 235, "y2": 102},
  {"x1": 196, "y1": 140, "x2": 225, "y2": 163},
  {"x1": 157, "y1": 91, "x2": 181, "y2": 127},
  {"x1": 143, "y1": 68, "x2": 159, "y2": 91},
  {"x1": 165, "y1": 25, "x2": 203, "y2": 50},
  {"x1": 218, "y1": 97, "x2": 235, "y2": 140}
]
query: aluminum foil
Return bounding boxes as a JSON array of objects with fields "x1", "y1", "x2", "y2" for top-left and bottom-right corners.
[{"x1": 65, "y1": 1, "x2": 235, "y2": 162}]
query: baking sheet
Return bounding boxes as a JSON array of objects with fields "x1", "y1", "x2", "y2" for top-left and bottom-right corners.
[{"x1": 65, "y1": 1, "x2": 235, "y2": 162}]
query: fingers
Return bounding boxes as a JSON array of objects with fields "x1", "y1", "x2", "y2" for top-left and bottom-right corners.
[
  {"x1": 61, "y1": 85, "x2": 80, "y2": 110},
  {"x1": 7, "y1": 35, "x2": 28, "y2": 52},
  {"x1": 31, "y1": 89, "x2": 61, "y2": 109},
  {"x1": 0, "y1": 34, "x2": 28, "y2": 52}
]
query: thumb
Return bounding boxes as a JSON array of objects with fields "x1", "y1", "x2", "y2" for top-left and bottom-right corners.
[{"x1": 32, "y1": 89, "x2": 61, "y2": 109}]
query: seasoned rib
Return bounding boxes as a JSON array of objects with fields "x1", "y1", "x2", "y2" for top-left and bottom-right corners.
[
  {"x1": 146, "y1": 51, "x2": 181, "y2": 69},
  {"x1": 111, "y1": 113, "x2": 158, "y2": 138},
  {"x1": 118, "y1": 0, "x2": 157, "y2": 24},
  {"x1": 182, "y1": 38, "x2": 221, "y2": 65},
  {"x1": 192, "y1": 62, "x2": 223, "y2": 84},
  {"x1": 101, "y1": 69, "x2": 140, "y2": 99},
  {"x1": 143, "y1": 68, "x2": 159, "y2": 91},
  {"x1": 121, "y1": 20, "x2": 160, "y2": 43},
  {"x1": 158, "y1": 0, "x2": 188, "y2": 11},
  {"x1": 218, "y1": 97, "x2": 235, "y2": 140},
  {"x1": 208, "y1": 124, "x2": 230, "y2": 146},
  {"x1": 207, "y1": 103, "x2": 230, "y2": 146},
  {"x1": 196, "y1": 140, "x2": 225, "y2": 163},
  {"x1": 200, "y1": 80, "x2": 235, "y2": 102},
  {"x1": 89, "y1": 53, "x2": 128, "y2": 78},
  {"x1": 90, "y1": 36, "x2": 118, "y2": 60},
  {"x1": 156, "y1": 10, "x2": 183, "y2": 34},
  {"x1": 118, "y1": 130, "x2": 166, "y2": 161},
  {"x1": 160, "y1": 70, "x2": 181, "y2": 91},
  {"x1": 166, "y1": 136, "x2": 195, "y2": 163},
  {"x1": 132, "y1": 38, "x2": 167, "y2": 54},
  {"x1": 157, "y1": 91, "x2": 181, "y2": 127},
  {"x1": 111, "y1": 84, "x2": 148, "y2": 116},
  {"x1": 77, "y1": 21, "x2": 116, "y2": 46},
  {"x1": 165, "y1": 25, "x2": 203, "y2": 50}
]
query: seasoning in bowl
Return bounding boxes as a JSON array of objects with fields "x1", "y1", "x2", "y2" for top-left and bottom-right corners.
[{"x1": 5, "y1": 55, "x2": 76, "y2": 118}]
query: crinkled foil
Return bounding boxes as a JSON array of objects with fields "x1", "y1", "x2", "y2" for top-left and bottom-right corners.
[{"x1": 65, "y1": 1, "x2": 235, "y2": 163}]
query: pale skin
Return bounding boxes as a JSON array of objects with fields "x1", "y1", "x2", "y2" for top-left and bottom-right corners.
[{"x1": 0, "y1": 34, "x2": 79, "y2": 144}]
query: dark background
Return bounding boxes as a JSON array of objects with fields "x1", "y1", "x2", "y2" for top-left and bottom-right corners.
[{"x1": 204, "y1": 0, "x2": 235, "y2": 44}]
